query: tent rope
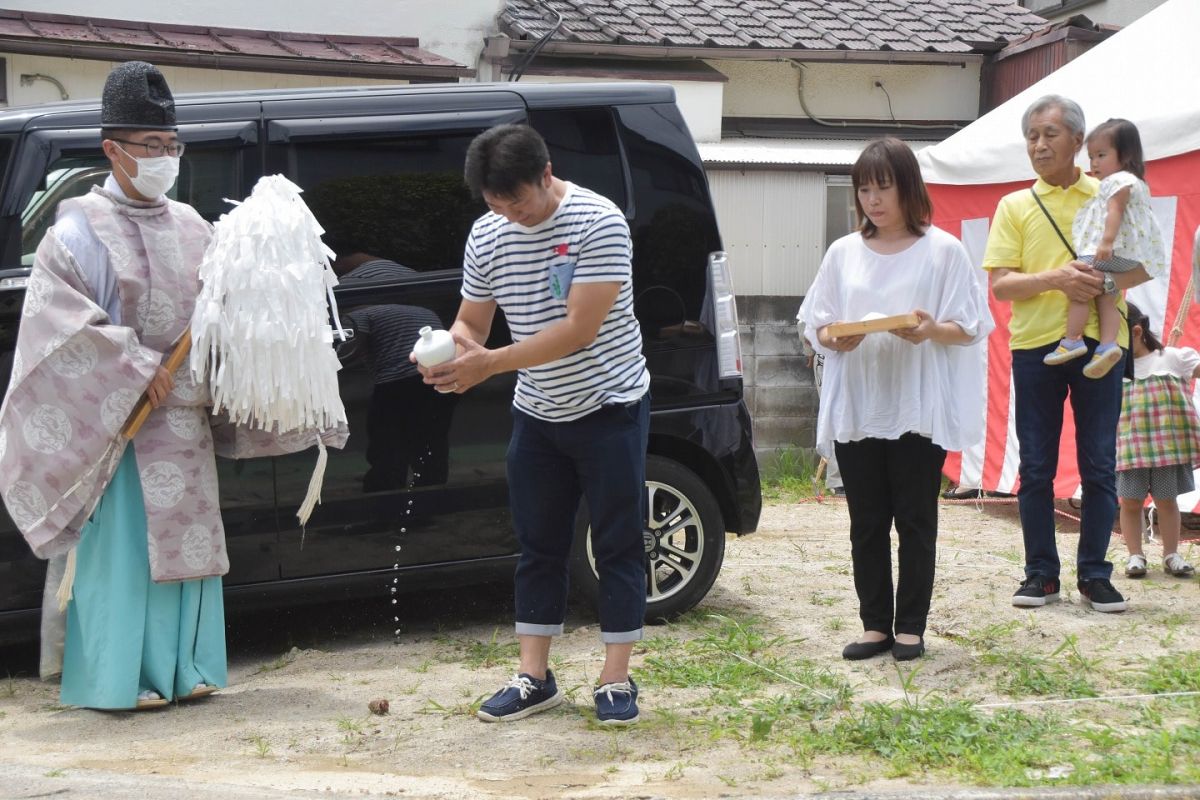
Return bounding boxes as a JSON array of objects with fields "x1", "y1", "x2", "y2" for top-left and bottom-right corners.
[{"x1": 1168, "y1": 275, "x2": 1194, "y2": 346}]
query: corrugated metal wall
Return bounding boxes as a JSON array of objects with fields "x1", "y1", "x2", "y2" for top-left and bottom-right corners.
[
  {"x1": 705, "y1": 169, "x2": 826, "y2": 296},
  {"x1": 982, "y1": 30, "x2": 1109, "y2": 112}
]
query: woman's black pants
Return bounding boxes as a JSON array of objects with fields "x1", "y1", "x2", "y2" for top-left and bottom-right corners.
[{"x1": 834, "y1": 433, "x2": 946, "y2": 637}]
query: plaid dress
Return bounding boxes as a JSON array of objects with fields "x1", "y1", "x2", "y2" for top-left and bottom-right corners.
[{"x1": 1118, "y1": 373, "x2": 1200, "y2": 471}]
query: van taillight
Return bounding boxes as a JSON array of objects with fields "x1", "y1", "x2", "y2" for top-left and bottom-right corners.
[{"x1": 708, "y1": 251, "x2": 742, "y2": 380}]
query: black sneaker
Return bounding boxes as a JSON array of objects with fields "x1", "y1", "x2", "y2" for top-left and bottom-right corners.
[
  {"x1": 1012, "y1": 575, "x2": 1060, "y2": 607},
  {"x1": 1077, "y1": 578, "x2": 1127, "y2": 613},
  {"x1": 476, "y1": 670, "x2": 564, "y2": 722}
]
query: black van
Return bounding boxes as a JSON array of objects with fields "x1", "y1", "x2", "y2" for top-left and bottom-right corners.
[{"x1": 0, "y1": 82, "x2": 761, "y2": 643}]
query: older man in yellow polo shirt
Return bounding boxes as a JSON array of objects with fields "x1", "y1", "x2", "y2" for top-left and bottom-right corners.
[{"x1": 983, "y1": 95, "x2": 1150, "y2": 614}]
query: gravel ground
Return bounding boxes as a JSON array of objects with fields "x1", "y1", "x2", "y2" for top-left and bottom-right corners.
[{"x1": 1, "y1": 499, "x2": 1198, "y2": 799}]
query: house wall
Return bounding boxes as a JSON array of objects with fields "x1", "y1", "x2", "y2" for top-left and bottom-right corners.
[
  {"x1": 4, "y1": 53, "x2": 402, "y2": 107},
  {"x1": 1024, "y1": 0, "x2": 1167, "y2": 26},
  {"x1": 0, "y1": 0, "x2": 503, "y2": 69},
  {"x1": 711, "y1": 59, "x2": 982, "y2": 123},
  {"x1": 706, "y1": 169, "x2": 826, "y2": 295},
  {"x1": 707, "y1": 167, "x2": 836, "y2": 457}
]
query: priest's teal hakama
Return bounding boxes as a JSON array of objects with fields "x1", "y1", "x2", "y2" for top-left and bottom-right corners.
[{"x1": 61, "y1": 447, "x2": 226, "y2": 709}]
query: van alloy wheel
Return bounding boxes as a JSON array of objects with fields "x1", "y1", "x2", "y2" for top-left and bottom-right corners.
[
  {"x1": 573, "y1": 455, "x2": 725, "y2": 621},
  {"x1": 634, "y1": 481, "x2": 703, "y2": 603}
]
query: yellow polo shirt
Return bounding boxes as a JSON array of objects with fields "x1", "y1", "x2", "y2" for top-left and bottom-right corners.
[{"x1": 982, "y1": 172, "x2": 1127, "y2": 351}]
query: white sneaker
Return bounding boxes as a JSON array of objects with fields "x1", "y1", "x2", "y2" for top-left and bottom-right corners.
[
  {"x1": 1163, "y1": 553, "x2": 1195, "y2": 578},
  {"x1": 1125, "y1": 554, "x2": 1148, "y2": 578}
]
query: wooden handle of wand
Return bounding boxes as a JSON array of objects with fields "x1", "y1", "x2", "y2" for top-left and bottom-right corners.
[{"x1": 120, "y1": 328, "x2": 193, "y2": 440}]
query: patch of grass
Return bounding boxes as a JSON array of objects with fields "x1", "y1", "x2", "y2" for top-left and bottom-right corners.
[
  {"x1": 662, "y1": 761, "x2": 686, "y2": 781},
  {"x1": 462, "y1": 629, "x2": 519, "y2": 669},
  {"x1": 981, "y1": 636, "x2": 1098, "y2": 699},
  {"x1": 433, "y1": 629, "x2": 521, "y2": 670},
  {"x1": 760, "y1": 447, "x2": 823, "y2": 502},
  {"x1": 44, "y1": 768, "x2": 64, "y2": 778},
  {"x1": 1, "y1": 675, "x2": 18, "y2": 698},
  {"x1": 1062, "y1": 722, "x2": 1200, "y2": 785},
  {"x1": 643, "y1": 615, "x2": 852, "y2": 750},
  {"x1": 826, "y1": 699, "x2": 1062, "y2": 784},
  {"x1": 252, "y1": 649, "x2": 297, "y2": 675},
  {"x1": 335, "y1": 715, "x2": 364, "y2": 735},
  {"x1": 641, "y1": 615, "x2": 792, "y2": 692},
  {"x1": 962, "y1": 620, "x2": 1022, "y2": 652},
  {"x1": 1139, "y1": 651, "x2": 1200, "y2": 694},
  {"x1": 246, "y1": 735, "x2": 271, "y2": 758},
  {"x1": 420, "y1": 695, "x2": 486, "y2": 718}
]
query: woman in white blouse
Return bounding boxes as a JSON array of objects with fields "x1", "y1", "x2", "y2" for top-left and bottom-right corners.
[{"x1": 798, "y1": 137, "x2": 993, "y2": 661}]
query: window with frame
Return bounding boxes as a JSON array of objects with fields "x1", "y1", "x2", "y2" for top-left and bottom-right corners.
[
  {"x1": 825, "y1": 174, "x2": 857, "y2": 249},
  {"x1": 530, "y1": 107, "x2": 628, "y2": 212},
  {"x1": 20, "y1": 138, "x2": 244, "y2": 265},
  {"x1": 275, "y1": 132, "x2": 487, "y2": 274}
]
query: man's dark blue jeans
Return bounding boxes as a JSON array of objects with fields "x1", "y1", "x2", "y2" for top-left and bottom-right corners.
[
  {"x1": 507, "y1": 395, "x2": 649, "y2": 644},
  {"x1": 1011, "y1": 338, "x2": 1122, "y2": 582}
]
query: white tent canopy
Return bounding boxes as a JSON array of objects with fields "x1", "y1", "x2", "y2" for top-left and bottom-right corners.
[{"x1": 918, "y1": 0, "x2": 1200, "y2": 185}]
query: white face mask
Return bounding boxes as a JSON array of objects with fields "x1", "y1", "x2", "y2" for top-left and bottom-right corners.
[{"x1": 115, "y1": 144, "x2": 180, "y2": 198}]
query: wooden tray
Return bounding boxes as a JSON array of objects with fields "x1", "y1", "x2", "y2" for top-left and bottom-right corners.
[{"x1": 826, "y1": 313, "x2": 920, "y2": 338}]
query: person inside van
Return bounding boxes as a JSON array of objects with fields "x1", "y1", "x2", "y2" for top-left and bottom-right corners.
[{"x1": 412, "y1": 124, "x2": 649, "y2": 726}]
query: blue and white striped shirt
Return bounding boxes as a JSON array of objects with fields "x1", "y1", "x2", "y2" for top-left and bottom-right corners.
[{"x1": 462, "y1": 182, "x2": 649, "y2": 422}]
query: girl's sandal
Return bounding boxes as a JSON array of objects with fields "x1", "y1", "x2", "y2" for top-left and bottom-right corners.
[{"x1": 1163, "y1": 553, "x2": 1195, "y2": 578}]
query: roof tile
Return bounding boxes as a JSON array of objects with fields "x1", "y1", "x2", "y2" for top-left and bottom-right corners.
[
  {"x1": 0, "y1": 9, "x2": 469, "y2": 76},
  {"x1": 501, "y1": 0, "x2": 1046, "y2": 51}
]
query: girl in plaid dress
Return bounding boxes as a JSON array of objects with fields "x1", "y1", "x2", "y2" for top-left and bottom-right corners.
[{"x1": 1117, "y1": 302, "x2": 1199, "y2": 578}]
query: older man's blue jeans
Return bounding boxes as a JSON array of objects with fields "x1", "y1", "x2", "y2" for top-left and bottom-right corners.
[{"x1": 1011, "y1": 339, "x2": 1122, "y2": 582}]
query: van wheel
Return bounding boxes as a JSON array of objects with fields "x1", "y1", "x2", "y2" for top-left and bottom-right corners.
[{"x1": 572, "y1": 455, "x2": 725, "y2": 622}]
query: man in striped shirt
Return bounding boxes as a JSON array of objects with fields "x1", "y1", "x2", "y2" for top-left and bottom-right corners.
[{"x1": 414, "y1": 124, "x2": 649, "y2": 726}]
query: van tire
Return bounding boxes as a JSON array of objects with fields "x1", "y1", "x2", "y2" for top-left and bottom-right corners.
[{"x1": 572, "y1": 455, "x2": 725, "y2": 623}]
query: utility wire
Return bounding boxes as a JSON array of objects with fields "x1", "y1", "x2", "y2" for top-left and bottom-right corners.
[{"x1": 509, "y1": 2, "x2": 565, "y2": 82}]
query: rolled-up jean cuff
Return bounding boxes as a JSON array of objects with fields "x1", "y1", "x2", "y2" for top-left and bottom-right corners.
[
  {"x1": 515, "y1": 622, "x2": 563, "y2": 637},
  {"x1": 601, "y1": 628, "x2": 643, "y2": 644}
]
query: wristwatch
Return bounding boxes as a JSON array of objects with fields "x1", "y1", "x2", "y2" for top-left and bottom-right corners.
[{"x1": 1102, "y1": 274, "x2": 1117, "y2": 295}]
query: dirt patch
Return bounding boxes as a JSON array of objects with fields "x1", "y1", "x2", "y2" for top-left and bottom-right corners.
[{"x1": 1, "y1": 501, "x2": 1198, "y2": 798}]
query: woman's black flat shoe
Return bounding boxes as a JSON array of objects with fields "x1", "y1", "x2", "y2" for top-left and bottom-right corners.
[
  {"x1": 892, "y1": 639, "x2": 925, "y2": 661},
  {"x1": 842, "y1": 636, "x2": 894, "y2": 660}
]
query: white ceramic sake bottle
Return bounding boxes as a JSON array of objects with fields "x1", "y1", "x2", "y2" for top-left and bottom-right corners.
[{"x1": 413, "y1": 326, "x2": 457, "y2": 393}]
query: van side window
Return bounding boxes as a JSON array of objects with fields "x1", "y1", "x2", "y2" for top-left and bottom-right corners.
[
  {"x1": 615, "y1": 104, "x2": 720, "y2": 327},
  {"x1": 530, "y1": 108, "x2": 627, "y2": 212},
  {"x1": 273, "y1": 133, "x2": 486, "y2": 276}
]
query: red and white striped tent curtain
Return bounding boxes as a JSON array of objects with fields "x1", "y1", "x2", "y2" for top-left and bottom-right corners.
[{"x1": 916, "y1": 0, "x2": 1200, "y2": 506}]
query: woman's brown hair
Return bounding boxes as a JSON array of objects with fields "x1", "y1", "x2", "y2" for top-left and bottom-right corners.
[{"x1": 851, "y1": 137, "x2": 932, "y2": 239}]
